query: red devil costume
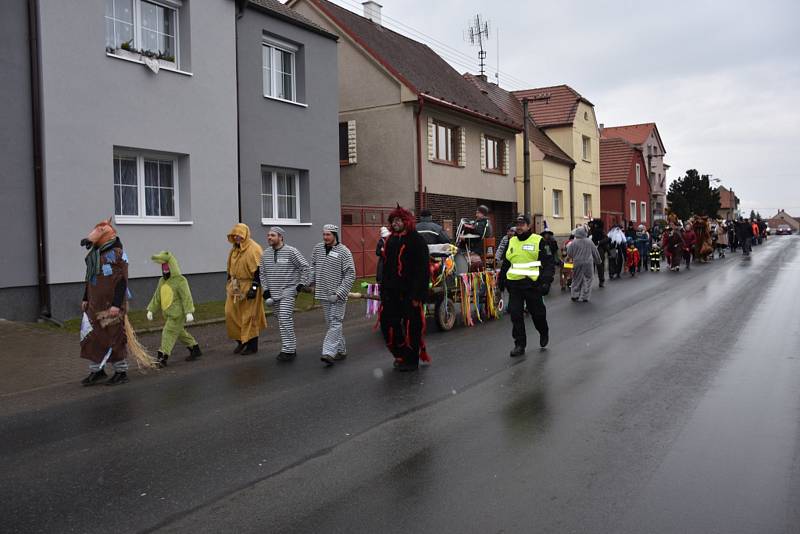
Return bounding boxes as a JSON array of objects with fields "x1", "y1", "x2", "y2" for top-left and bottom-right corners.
[{"x1": 379, "y1": 205, "x2": 430, "y2": 371}]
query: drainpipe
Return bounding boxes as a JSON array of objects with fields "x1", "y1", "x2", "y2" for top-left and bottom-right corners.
[
  {"x1": 522, "y1": 99, "x2": 531, "y2": 218},
  {"x1": 234, "y1": 0, "x2": 247, "y2": 222},
  {"x1": 28, "y1": 0, "x2": 51, "y2": 321},
  {"x1": 415, "y1": 95, "x2": 425, "y2": 211},
  {"x1": 568, "y1": 167, "x2": 575, "y2": 230}
]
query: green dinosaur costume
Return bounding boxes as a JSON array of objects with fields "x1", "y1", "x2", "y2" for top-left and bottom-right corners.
[{"x1": 146, "y1": 251, "x2": 200, "y2": 365}]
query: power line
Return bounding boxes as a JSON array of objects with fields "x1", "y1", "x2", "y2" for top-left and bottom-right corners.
[{"x1": 330, "y1": 0, "x2": 535, "y2": 90}]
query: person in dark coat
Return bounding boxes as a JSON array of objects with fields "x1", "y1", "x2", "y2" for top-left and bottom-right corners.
[
  {"x1": 736, "y1": 217, "x2": 753, "y2": 256},
  {"x1": 681, "y1": 223, "x2": 696, "y2": 270},
  {"x1": 416, "y1": 209, "x2": 451, "y2": 245},
  {"x1": 379, "y1": 205, "x2": 431, "y2": 372},
  {"x1": 589, "y1": 218, "x2": 609, "y2": 287},
  {"x1": 375, "y1": 226, "x2": 389, "y2": 283}
]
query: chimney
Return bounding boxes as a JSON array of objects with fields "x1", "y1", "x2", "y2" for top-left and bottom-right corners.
[
  {"x1": 362, "y1": 1, "x2": 383, "y2": 25},
  {"x1": 599, "y1": 123, "x2": 604, "y2": 132}
]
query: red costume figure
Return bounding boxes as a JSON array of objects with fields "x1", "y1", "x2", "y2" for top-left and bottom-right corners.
[
  {"x1": 379, "y1": 205, "x2": 430, "y2": 372},
  {"x1": 625, "y1": 243, "x2": 640, "y2": 276}
]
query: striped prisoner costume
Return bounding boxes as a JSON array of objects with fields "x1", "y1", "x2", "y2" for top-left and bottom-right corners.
[
  {"x1": 259, "y1": 244, "x2": 310, "y2": 354},
  {"x1": 310, "y1": 242, "x2": 356, "y2": 357}
]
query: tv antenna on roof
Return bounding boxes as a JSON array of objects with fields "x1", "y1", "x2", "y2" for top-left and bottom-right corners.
[{"x1": 464, "y1": 14, "x2": 490, "y2": 77}]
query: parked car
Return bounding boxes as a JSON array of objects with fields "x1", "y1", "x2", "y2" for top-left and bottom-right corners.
[{"x1": 776, "y1": 224, "x2": 793, "y2": 235}]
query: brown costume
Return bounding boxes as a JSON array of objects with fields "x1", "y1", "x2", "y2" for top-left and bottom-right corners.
[
  {"x1": 225, "y1": 223, "x2": 267, "y2": 344},
  {"x1": 81, "y1": 221, "x2": 129, "y2": 368}
]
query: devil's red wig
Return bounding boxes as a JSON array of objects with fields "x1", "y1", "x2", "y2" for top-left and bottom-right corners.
[{"x1": 387, "y1": 204, "x2": 416, "y2": 233}]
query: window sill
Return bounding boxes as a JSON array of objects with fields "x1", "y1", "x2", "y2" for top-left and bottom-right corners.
[
  {"x1": 114, "y1": 218, "x2": 193, "y2": 226},
  {"x1": 263, "y1": 95, "x2": 308, "y2": 108},
  {"x1": 482, "y1": 168, "x2": 506, "y2": 176},
  {"x1": 261, "y1": 220, "x2": 312, "y2": 226},
  {"x1": 582, "y1": 158, "x2": 591, "y2": 163},
  {"x1": 552, "y1": 215, "x2": 564, "y2": 219},
  {"x1": 106, "y1": 52, "x2": 193, "y2": 76},
  {"x1": 340, "y1": 161, "x2": 354, "y2": 167},
  {"x1": 431, "y1": 159, "x2": 461, "y2": 168}
]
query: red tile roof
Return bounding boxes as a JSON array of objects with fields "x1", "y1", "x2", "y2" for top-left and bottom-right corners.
[
  {"x1": 464, "y1": 74, "x2": 574, "y2": 167},
  {"x1": 308, "y1": 0, "x2": 519, "y2": 129},
  {"x1": 512, "y1": 85, "x2": 593, "y2": 128},
  {"x1": 600, "y1": 137, "x2": 640, "y2": 186},
  {"x1": 601, "y1": 122, "x2": 666, "y2": 154}
]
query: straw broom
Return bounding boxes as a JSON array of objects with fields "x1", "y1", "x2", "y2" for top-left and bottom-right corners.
[{"x1": 96, "y1": 310, "x2": 158, "y2": 370}]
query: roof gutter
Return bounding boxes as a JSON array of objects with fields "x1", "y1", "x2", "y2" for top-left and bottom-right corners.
[
  {"x1": 420, "y1": 94, "x2": 521, "y2": 132},
  {"x1": 28, "y1": 0, "x2": 52, "y2": 322}
]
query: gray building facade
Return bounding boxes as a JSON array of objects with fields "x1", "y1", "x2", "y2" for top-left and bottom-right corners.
[
  {"x1": 0, "y1": 0, "x2": 341, "y2": 322},
  {"x1": 237, "y1": 0, "x2": 340, "y2": 258}
]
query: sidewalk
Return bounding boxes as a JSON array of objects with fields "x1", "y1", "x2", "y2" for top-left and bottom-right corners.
[{"x1": 0, "y1": 304, "x2": 375, "y2": 400}]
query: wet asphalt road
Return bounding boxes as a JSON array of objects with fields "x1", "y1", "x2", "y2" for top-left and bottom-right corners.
[{"x1": 2, "y1": 236, "x2": 800, "y2": 534}]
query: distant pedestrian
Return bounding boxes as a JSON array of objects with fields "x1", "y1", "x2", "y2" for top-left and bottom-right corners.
[
  {"x1": 649, "y1": 243, "x2": 662, "y2": 271},
  {"x1": 310, "y1": 225, "x2": 356, "y2": 367},
  {"x1": 589, "y1": 219, "x2": 609, "y2": 288},
  {"x1": 259, "y1": 226, "x2": 311, "y2": 361},
  {"x1": 665, "y1": 226, "x2": 684, "y2": 271},
  {"x1": 375, "y1": 226, "x2": 390, "y2": 283},
  {"x1": 607, "y1": 225, "x2": 627, "y2": 279},
  {"x1": 416, "y1": 209, "x2": 451, "y2": 245},
  {"x1": 566, "y1": 226, "x2": 601, "y2": 302},
  {"x1": 635, "y1": 224, "x2": 650, "y2": 272},
  {"x1": 681, "y1": 223, "x2": 696, "y2": 270},
  {"x1": 625, "y1": 238, "x2": 640, "y2": 277},
  {"x1": 715, "y1": 220, "x2": 728, "y2": 258},
  {"x1": 494, "y1": 224, "x2": 516, "y2": 265}
]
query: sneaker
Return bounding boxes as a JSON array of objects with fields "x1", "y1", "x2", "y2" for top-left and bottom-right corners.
[
  {"x1": 185, "y1": 345, "x2": 202, "y2": 362},
  {"x1": 105, "y1": 371, "x2": 129, "y2": 386},
  {"x1": 156, "y1": 351, "x2": 169, "y2": 368},
  {"x1": 539, "y1": 331, "x2": 549, "y2": 348},
  {"x1": 510, "y1": 345, "x2": 525, "y2": 357},
  {"x1": 81, "y1": 369, "x2": 107, "y2": 386},
  {"x1": 320, "y1": 355, "x2": 335, "y2": 367},
  {"x1": 333, "y1": 352, "x2": 347, "y2": 361},
  {"x1": 276, "y1": 352, "x2": 296, "y2": 362}
]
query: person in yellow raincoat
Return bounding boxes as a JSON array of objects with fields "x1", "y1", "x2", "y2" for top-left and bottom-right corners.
[{"x1": 226, "y1": 223, "x2": 267, "y2": 354}]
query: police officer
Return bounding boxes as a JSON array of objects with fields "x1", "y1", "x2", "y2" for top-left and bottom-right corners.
[{"x1": 500, "y1": 214, "x2": 556, "y2": 356}]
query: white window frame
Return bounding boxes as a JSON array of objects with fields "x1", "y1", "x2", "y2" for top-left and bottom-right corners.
[
  {"x1": 641, "y1": 201, "x2": 647, "y2": 223},
  {"x1": 630, "y1": 200, "x2": 637, "y2": 222},
  {"x1": 113, "y1": 149, "x2": 180, "y2": 224},
  {"x1": 553, "y1": 189, "x2": 563, "y2": 218},
  {"x1": 583, "y1": 193, "x2": 592, "y2": 218},
  {"x1": 261, "y1": 168, "x2": 301, "y2": 224},
  {"x1": 582, "y1": 135, "x2": 591, "y2": 161},
  {"x1": 433, "y1": 120, "x2": 456, "y2": 163},
  {"x1": 106, "y1": 0, "x2": 181, "y2": 68},
  {"x1": 263, "y1": 36, "x2": 298, "y2": 104},
  {"x1": 484, "y1": 135, "x2": 503, "y2": 172},
  {"x1": 635, "y1": 163, "x2": 641, "y2": 186}
]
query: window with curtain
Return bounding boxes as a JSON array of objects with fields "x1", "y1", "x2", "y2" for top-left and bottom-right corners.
[
  {"x1": 263, "y1": 38, "x2": 297, "y2": 103},
  {"x1": 113, "y1": 150, "x2": 179, "y2": 221},
  {"x1": 262, "y1": 168, "x2": 301, "y2": 223}
]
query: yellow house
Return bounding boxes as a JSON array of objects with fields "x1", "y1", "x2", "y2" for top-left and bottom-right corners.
[{"x1": 513, "y1": 86, "x2": 601, "y2": 237}]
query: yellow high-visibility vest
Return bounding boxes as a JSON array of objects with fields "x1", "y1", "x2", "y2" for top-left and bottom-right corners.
[{"x1": 505, "y1": 233, "x2": 542, "y2": 281}]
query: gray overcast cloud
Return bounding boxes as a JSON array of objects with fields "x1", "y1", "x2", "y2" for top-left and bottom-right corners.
[{"x1": 327, "y1": 0, "x2": 800, "y2": 217}]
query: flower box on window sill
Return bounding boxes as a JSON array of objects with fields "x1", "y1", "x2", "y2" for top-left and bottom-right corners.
[{"x1": 106, "y1": 48, "x2": 190, "y2": 76}]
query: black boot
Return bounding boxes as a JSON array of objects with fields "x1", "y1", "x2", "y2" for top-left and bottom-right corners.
[
  {"x1": 539, "y1": 330, "x2": 550, "y2": 348},
  {"x1": 185, "y1": 345, "x2": 202, "y2": 362},
  {"x1": 320, "y1": 355, "x2": 335, "y2": 367},
  {"x1": 233, "y1": 341, "x2": 244, "y2": 354},
  {"x1": 276, "y1": 351, "x2": 296, "y2": 362},
  {"x1": 240, "y1": 338, "x2": 259, "y2": 356},
  {"x1": 106, "y1": 371, "x2": 129, "y2": 386},
  {"x1": 510, "y1": 345, "x2": 525, "y2": 357},
  {"x1": 81, "y1": 369, "x2": 107, "y2": 386},
  {"x1": 333, "y1": 352, "x2": 347, "y2": 361},
  {"x1": 156, "y1": 351, "x2": 169, "y2": 368}
]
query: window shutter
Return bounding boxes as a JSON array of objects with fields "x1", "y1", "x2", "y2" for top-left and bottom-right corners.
[
  {"x1": 458, "y1": 127, "x2": 466, "y2": 167},
  {"x1": 480, "y1": 134, "x2": 486, "y2": 170},
  {"x1": 427, "y1": 117, "x2": 435, "y2": 161},
  {"x1": 503, "y1": 139, "x2": 510, "y2": 175},
  {"x1": 347, "y1": 120, "x2": 357, "y2": 164}
]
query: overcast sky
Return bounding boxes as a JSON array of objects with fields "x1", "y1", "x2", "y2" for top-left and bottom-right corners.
[{"x1": 328, "y1": 0, "x2": 800, "y2": 217}]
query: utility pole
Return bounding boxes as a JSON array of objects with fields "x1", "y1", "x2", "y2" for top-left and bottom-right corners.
[{"x1": 522, "y1": 98, "x2": 531, "y2": 217}]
